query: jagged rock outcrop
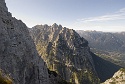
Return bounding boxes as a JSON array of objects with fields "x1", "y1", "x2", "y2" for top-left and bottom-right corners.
[
  {"x1": 29, "y1": 23, "x2": 100, "y2": 84},
  {"x1": 0, "y1": 0, "x2": 51, "y2": 84},
  {"x1": 101, "y1": 68, "x2": 125, "y2": 84}
]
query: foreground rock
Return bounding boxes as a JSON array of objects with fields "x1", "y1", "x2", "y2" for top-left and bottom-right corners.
[
  {"x1": 29, "y1": 23, "x2": 100, "y2": 84},
  {"x1": 0, "y1": 0, "x2": 55, "y2": 84}
]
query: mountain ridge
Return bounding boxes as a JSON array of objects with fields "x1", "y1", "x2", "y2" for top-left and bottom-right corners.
[
  {"x1": 29, "y1": 23, "x2": 100, "y2": 84},
  {"x1": 1, "y1": 0, "x2": 123, "y2": 83}
]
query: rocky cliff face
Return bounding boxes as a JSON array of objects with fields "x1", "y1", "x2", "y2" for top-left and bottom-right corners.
[
  {"x1": 0, "y1": 0, "x2": 51, "y2": 84},
  {"x1": 29, "y1": 23, "x2": 100, "y2": 84},
  {"x1": 102, "y1": 68, "x2": 125, "y2": 84}
]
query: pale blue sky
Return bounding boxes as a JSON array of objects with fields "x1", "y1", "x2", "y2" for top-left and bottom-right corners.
[{"x1": 5, "y1": 0, "x2": 125, "y2": 32}]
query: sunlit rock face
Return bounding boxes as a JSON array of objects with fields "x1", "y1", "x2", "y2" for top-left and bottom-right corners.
[
  {"x1": 102, "y1": 68, "x2": 125, "y2": 84},
  {"x1": 0, "y1": 0, "x2": 51, "y2": 84},
  {"x1": 29, "y1": 23, "x2": 100, "y2": 84}
]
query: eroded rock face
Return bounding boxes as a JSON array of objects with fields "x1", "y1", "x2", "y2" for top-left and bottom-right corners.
[
  {"x1": 0, "y1": 0, "x2": 50, "y2": 84},
  {"x1": 29, "y1": 24, "x2": 100, "y2": 84},
  {"x1": 102, "y1": 68, "x2": 125, "y2": 84}
]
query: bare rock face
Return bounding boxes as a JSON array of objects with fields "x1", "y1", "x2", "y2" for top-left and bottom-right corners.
[
  {"x1": 0, "y1": 0, "x2": 50, "y2": 84},
  {"x1": 29, "y1": 24, "x2": 100, "y2": 84},
  {"x1": 102, "y1": 68, "x2": 125, "y2": 84}
]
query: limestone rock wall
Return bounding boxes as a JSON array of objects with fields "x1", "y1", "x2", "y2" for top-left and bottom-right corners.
[{"x1": 0, "y1": 0, "x2": 50, "y2": 84}]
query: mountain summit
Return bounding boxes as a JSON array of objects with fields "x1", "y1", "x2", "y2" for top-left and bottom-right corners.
[{"x1": 29, "y1": 24, "x2": 100, "y2": 84}]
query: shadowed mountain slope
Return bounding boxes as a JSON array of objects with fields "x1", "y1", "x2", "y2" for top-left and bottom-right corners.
[
  {"x1": 91, "y1": 52, "x2": 121, "y2": 82},
  {"x1": 101, "y1": 68, "x2": 125, "y2": 84}
]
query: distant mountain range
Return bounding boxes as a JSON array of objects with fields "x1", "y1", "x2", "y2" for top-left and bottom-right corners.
[
  {"x1": 77, "y1": 30, "x2": 125, "y2": 67},
  {"x1": 77, "y1": 30, "x2": 125, "y2": 53}
]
